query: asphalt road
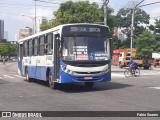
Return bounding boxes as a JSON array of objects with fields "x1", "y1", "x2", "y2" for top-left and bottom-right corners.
[{"x1": 0, "y1": 62, "x2": 160, "y2": 120}]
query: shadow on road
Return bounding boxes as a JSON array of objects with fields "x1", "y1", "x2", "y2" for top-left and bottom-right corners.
[
  {"x1": 58, "y1": 82, "x2": 133, "y2": 93},
  {"x1": 27, "y1": 79, "x2": 133, "y2": 93}
]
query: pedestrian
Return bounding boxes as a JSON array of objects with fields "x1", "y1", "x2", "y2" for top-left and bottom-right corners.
[{"x1": 3, "y1": 58, "x2": 5, "y2": 65}]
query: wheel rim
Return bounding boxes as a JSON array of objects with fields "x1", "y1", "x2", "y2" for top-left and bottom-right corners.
[
  {"x1": 124, "y1": 68, "x2": 131, "y2": 78},
  {"x1": 49, "y1": 72, "x2": 52, "y2": 87},
  {"x1": 119, "y1": 63, "x2": 122, "y2": 68},
  {"x1": 135, "y1": 69, "x2": 140, "y2": 76}
]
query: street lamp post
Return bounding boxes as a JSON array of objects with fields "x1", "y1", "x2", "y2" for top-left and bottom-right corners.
[
  {"x1": 34, "y1": 0, "x2": 37, "y2": 34},
  {"x1": 33, "y1": 0, "x2": 58, "y2": 33},
  {"x1": 130, "y1": 0, "x2": 144, "y2": 57},
  {"x1": 22, "y1": 15, "x2": 35, "y2": 34},
  {"x1": 103, "y1": 0, "x2": 109, "y2": 26}
]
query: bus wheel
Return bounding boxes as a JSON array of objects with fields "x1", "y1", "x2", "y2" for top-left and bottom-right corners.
[
  {"x1": 119, "y1": 62, "x2": 122, "y2": 68},
  {"x1": 85, "y1": 82, "x2": 94, "y2": 88},
  {"x1": 48, "y1": 72, "x2": 58, "y2": 89},
  {"x1": 26, "y1": 69, "x2": 32, "y2": 82}
]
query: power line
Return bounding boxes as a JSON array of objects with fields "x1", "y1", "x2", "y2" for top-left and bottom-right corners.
[
  {"x1": 0, "y1": 2, "x2": 57, "y2": 8},
  {"x1": 139, "y1": 1, "x2": 160, "y2": 7},
  {"x1": 0, "y1": 11, "x2": 20, "y2": 16}
]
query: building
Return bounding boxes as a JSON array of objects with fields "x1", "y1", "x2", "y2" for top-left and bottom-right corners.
[
  {"x1": 19, "y1": 27, "x2": 33, "y2": 39},
  {"x1": 0, "y1": 20, "x2": 4, "y2": 40},
  {"x1": 113, "y1": 26, "x2": 126, "y2": 41},
  {"x1": 37, "y1": 17, "x2": 47, "y2": 33},
  {"x1": 4, "y1": 31, "x2": 8, "y2": 41}
]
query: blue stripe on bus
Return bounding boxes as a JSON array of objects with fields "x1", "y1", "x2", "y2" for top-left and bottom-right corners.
[
  {"x1": 60, "y1": 71, "x2": 111, "y2": 83},
  {"x1": 23, "y1": 65, "x2": 111, "y2": 83},
  {"x1": 23, "y1": 66, "x2": 54, "y2": 81}
]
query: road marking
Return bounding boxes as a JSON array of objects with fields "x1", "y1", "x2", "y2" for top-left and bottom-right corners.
[
  {"x1": 0, "y1": 77, "x2": 2, "y2": 79},
  {"x1": 149, "y1": 87, "x2": 160, "y2": 90},
  {"x1": 112, "y1": 73, "x2": 124, "y2": 77},
  {"x1": 14, "y1": 75, "x2": 25, "y2": 78},
  {"x1": 4, "y1": 75, "x2": 14, "y2": 79}
]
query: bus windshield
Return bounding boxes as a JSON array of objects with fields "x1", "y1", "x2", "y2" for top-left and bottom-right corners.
[{"x1": 62, "y1": 36, "x2": 108, "y2": 61}]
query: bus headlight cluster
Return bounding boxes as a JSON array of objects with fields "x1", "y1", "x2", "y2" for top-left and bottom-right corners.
[
  {"x1": 61, "y1": 65, "x2": 74, "y2": 75},
  {"x1": 101, "y1": 65, "x2": 110, "y2": 74},
  {"x1": 101, "y1": 68, "x2": 109, "y2": 74}
]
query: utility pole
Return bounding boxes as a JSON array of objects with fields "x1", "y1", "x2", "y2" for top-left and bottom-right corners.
[
  {"x1": 103, "y1": 0, "x2": 109, "y2": 26},
  {"x1": 130, "y1": 0, "x2": 144, "y2": 57},
  {"x1": 35, "y1": 0, "x2": 37, "y2": 34}
]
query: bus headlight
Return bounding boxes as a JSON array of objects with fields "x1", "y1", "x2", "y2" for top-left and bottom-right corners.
[
  {"x1": 61, "y1": 65, "x2": 66, "y2": 71},
  {"x1": 61, "y1": 65, "x2": 74, "y2": 75},
  {"x1": 101, "y1": 68, "x2": 109, "y2": 74}
]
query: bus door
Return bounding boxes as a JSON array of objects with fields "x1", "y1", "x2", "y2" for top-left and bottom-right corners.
[
  {"x1": 53, "y1": 34, "x2": 60, "y2": 82},
  {"x1": 18, "y1": 42, "x2": 23, "y2": 75}
]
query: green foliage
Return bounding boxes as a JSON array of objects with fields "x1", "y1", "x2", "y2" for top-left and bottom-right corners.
[
  {"x1": 0, "y1": 43, "x2": 17, "y2": 57},
  {"x1": 119, "y1": 39, "x2": 130, "y2": 49},
  {"x1": 149, "y1": 19, "x2": 160, "y2": 34},
  {"x1": 112, "y1": 35, "x2": 121, "y2": 49},
  {"x1": 117, "y1": 8, "x2": 149, "y2": 28},
  {"x1": 148, "y1": 19, "x2": 160, "y2": 51},
  {"x1": 135, "y1": 30, "x2": 156, "y2": 56},
  {"x1": 40, "y1": 21, "x2": 53, "y2": 31},
  {"x1": 116, "y1": 7, "x2": 149, "y2": 39},
  {"x1": 40, "y1": 1, "x2": 116, "y2": 36}
]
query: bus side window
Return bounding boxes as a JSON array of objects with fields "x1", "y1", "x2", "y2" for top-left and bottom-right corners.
[
  {"x1": 39, "y1": 36, "x2": 45, "y2": 55},
  {"x1": 33, "y1": 37, "x2": 38, "y2": 56},
  {"x1": 37, "y1": 37, "x2": 40, "y2": 55},
  {"x1": 46, "y1": 33, "x2": 53, "y2": 55},
  {"x1": 23, "y1": 41, "x2": 27, "y2": 57},
  {"x1": 28, "y1": 39, "x2": 32, "y2": 56}
]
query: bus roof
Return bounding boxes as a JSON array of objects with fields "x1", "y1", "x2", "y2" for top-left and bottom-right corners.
[{"x1": 18, "y1": 23, "x2": 109, "y2": 43}]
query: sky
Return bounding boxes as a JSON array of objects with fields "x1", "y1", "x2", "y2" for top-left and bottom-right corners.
[{"x1": 0, "y1": 0, "x2": 160, "y2": 41}]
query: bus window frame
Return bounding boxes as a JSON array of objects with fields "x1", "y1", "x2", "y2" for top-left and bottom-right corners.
[
  {"x1": 28, "y1": 39, "x2": 33, "y2": 56},
  {"x1": 39, "y1": 35, "x2": 45, "y2": 56},
  {"x1": 33, "y1": 37, "x2": 38, "y2": 56},
  {"x1": 46, "y1": 33, "x2": 53, "y2": 55}
]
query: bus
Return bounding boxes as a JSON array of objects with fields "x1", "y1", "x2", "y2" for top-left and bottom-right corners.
[{"x1": 17, "y1": 23, "x2": 112, "y2": 89}]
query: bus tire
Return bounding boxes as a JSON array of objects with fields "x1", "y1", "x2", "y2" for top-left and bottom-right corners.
[
  {"x1": 25, "y1": 68, "x2": 32, "y2": 82},
  {"x1": 48, "y1": 71, "x2": 58, "y2": 89},
  {"x1": 119, "y1": 62, "x2": 122, "y2": 68},
  {"x1": 85, "y1": 82, "x2": 94, "y2": 88}
]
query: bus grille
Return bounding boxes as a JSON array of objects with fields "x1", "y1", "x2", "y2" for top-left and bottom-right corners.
[{"x1": 75, "y1": 71, "x2": 101, "y2": 74}]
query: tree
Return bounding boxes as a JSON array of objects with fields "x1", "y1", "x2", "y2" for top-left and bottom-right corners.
[
  {"x1": 112, "y1": 35, "x2": 121, "y2": 49},
  {"x1": 116, "y1": 6, "x2": 150, "y2": 48},
  {"x1": 135, "y1": 30, "x2": 156, "y2": 56},
  {"x1": 40, "y1": 1, "x2": 116, "y2": 36},
  {"x1": 148, "y1": 19, "x2": 160, "y2": 52},
  {"x1": 116, "y1": 7, "x2": 149, "y2": 29},
  {"x1": 0, "y1": 43, "x2": 17, "y2": 57}
]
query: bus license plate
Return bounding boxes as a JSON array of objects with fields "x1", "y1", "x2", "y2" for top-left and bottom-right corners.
[{"x1": 84, "y1": 77, "x2": 92, "y2": 80}]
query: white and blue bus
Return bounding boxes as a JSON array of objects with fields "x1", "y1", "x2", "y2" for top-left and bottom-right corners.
[{"x1": 17, "y1": 23, "x2": 112, "y2": 88}]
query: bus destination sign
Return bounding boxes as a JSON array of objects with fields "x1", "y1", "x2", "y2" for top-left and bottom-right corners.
[
  {"x1": 70, "y1": 27, "x2": 100, "y2": 32},
  {"x1": 62, "y1": 25, "x2": 108, "y2": 34}
]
